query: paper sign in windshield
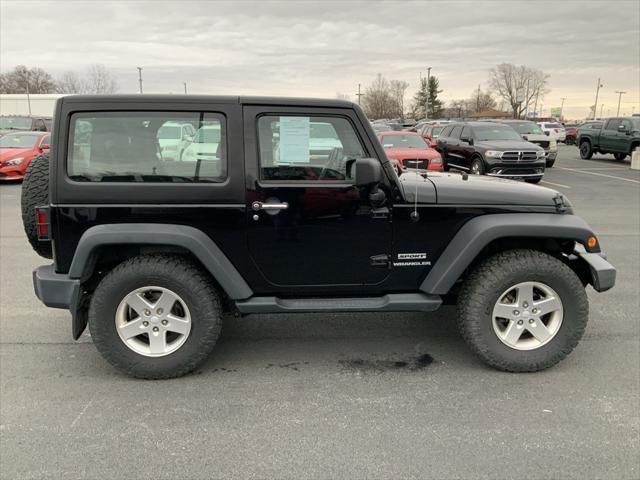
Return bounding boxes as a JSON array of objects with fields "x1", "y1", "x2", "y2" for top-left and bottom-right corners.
[{"x1": 279, "y1": 116, "x2": 310, "y2": 164}]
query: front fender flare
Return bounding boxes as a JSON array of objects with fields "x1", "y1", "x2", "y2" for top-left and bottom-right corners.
[
  {"x1": 69, "y1": 223, "x2": 253, "y2": 300},
  {"x1": 420, "y1": 213, "x2": 597, "y2": 295}
]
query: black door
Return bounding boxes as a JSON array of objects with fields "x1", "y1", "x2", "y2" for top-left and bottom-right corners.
[{"x1": 243, "y1": 106, "x2": 392, "y2": 290}]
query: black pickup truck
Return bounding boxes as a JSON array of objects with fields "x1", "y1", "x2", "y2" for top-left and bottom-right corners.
[
  {"x1": 577, "y1": 116, "x2": 640, "y2": 160},
  {"x1": 23, "y1": 95, "x2": 615, "y2": 379}
]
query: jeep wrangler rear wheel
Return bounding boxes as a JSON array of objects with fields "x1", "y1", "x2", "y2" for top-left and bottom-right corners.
[
  {"x1": 457, "y1": 249, "x2": 588, "y2": 372},
  {"x1": 89, "y1": 255, "x2": 222, "y2": 379},
  {"x1": 21, "y1": 154, "x2": 52, "y2": 259}
]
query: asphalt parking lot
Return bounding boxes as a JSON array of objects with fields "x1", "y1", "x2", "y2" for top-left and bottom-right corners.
[{"x1": 1, "y1": 145, "x2": 638, "y2": 479}]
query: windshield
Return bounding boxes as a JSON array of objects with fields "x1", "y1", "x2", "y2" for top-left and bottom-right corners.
[
  {"x1": 474, "y1": 125, "x2": 523, "y2": 141},
  {"x1": 544, "y1": 123, "x2": 562, "y2": 129},
  {"x1": 0, "y1": 134, "x2": 39, "y2": 148},
  {"x1": 157, "y1": 125, "x2": 181, "y2": 139},
  {"x1": 0, "y1": 117, "x2": 32, "y2": 130},
  {"x1": 381, "y1": 135, "x2": 427, "y2": 148},
  {"x1": 194, "y1": 127, "x2": 220, "y2": 143},
  {"x1": 510, "y1": 122, "x2": 543, "y2": 135}
]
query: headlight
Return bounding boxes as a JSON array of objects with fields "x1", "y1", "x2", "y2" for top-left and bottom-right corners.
[
  {"x1": 536, "y1": 150, "x2": 546, "y2": 158},
  {"x1": 4, "y1": 157, "x2": 24, "y2": 166},
  {"x1": 485, "y1": 150, "x2": 502, "y2": 158}
]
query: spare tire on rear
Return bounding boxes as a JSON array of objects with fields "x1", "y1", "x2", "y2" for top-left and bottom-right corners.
[{"x1": 21, "y1": 154, "x2": 52, "y2": 259}]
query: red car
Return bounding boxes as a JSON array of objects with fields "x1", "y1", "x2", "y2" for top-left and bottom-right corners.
[
  {"x1": 378, "y1": 131, "x2": 443, "y2": 174},
  {"x1": 0, "y1": 132, "x2": 50, "y2": 181}
]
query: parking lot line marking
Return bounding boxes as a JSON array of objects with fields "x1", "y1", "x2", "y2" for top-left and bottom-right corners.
[
  {"x1": 556, "y1": 167, "x2": 640, "y2": 184},
  {"x1": 541, "y1": 180, "x2": 571, "y2": 189}
]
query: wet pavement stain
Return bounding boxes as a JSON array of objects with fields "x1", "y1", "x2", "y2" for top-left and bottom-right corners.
[{"x1": 339, "y1": 353, "x2": 434, "y2": 372}]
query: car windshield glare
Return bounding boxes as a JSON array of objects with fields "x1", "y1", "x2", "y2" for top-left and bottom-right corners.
[
  {"x1": 512, "y1": 123, "x2": 543, "y2": 135},
  {"x1": 474, "y1": 126, "x2": 522, "y2": 141},
  {"x1": 381, "y1": 135, "x2": 427, "y2": 148},
  {"x1": 0, "y1": 134, "x2": 38, "y2": 148},
  {"x1": 0, "y1": 117, "x2": 32, "y2": 130}
]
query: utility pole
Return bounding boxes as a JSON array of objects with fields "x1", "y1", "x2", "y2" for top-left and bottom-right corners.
[
  {"x1": 137, "y1": 67, "x2": 143, "y2": 94},
  {"x1": 559, "y1": 97, "x2": 567, "y2": 120},
  {"x1": 425, "y1": 66, "x2": 431, "y2": 120},
  {"x1": 355, "y1": 83, "x2": 364, "y2": 105},
  {"x1": 533, "y1": 92, "x2": 539, "y2": 120},
  {"x1": 600, "y1": 104, "x2": 604, "y2": 119},
  {"x1": 476, "y1": 84, "x2": 481, "y2": 113},
  {"x1": 593, "y1": 78, "x2": 602, "y2": 119},
  {"x1": 183, "y1": 82, "x2": 188, "y2": 94},
  {"x1": 25, "y1": 70, "x2": 32, "y2": 115},
  {"x1": 615, "y1": 91, "x2": 626, "y2": 116}
]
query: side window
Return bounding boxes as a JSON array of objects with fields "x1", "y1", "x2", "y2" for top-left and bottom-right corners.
[
  {"x1": 257, "y1": 115, "x2": 366, "y2": 181},
  {"x1": 68, "y1": 112, "x2": 226, "y2": 183},
  {"x1": 440, "y1": 126, "x2": 453, "y2": 138},
  {"x1": 450, "y1": 126, "x2": 463, "y2": 139},
  {"x1": 41, "y1": 135, "x2": 50, "y2": 147},
  {"x1": 34, "y1": 119, "x2": 46, "y2": 132},
  {"x1": 621, "y1": 119, "x2": 632, "y2": 131},
  {"x1": 605, "y1": 119, "x2": 621, "y2": 131},
  {"x1": 460, "y1": 126, "x2": 471, "y2": 140}
]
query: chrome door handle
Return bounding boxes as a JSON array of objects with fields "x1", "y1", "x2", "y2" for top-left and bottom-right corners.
[{"x1": 252, "y1": 201, "x2": 289, "y2": 211}]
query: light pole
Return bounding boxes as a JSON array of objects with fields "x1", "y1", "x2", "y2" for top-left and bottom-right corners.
[
  {"x1": 25, "y1": 70, "x2": 32, "y2": 115},
  {"x1": 559, "y1": 97, "x2": 567, "y2": 120},
  {"x1": 355, "y1": 83, "x2": 364, "y2": 105},
  {"x1": 137, "y1": 67, "x2": 143, "y2": 94},
  {"x1": 593, "y1": 78, "x2": 603, "y2": 119},
  {"x1": 600, "y1": 104, "x2": 604, "y2": 119},
  {"x1": 425, "y1": 66, "x2": 431, "y2": 120},
  {"x1": 615, "y1": 91, "x2": 626, "y2": 116},
  {"x1": 183, "y1": 82, "x2": 187, "y2": 94}
]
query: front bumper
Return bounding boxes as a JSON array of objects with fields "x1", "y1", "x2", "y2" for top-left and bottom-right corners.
[
  {"x1": 33, "y1": 265, "x2": 80, "y2": 309},
  {"x1": 574, "y1": 245, "x2": 616, "y2": 292}
]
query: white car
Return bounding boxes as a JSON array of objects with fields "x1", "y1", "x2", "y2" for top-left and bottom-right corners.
[
  {"x1": 537, "y1": 122, "x2": 566, "y2": 142},
  {"x1": 157, "y1": 122, "x2": 196, "y2": 161},
  {"x1": 180, "y1": 124, "x2": 223, "y2": 176}
]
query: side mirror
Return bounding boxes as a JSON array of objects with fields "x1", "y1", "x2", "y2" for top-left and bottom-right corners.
[
  {"x1": 618, "y1": 125, "x2": 627, "y2": 132},
  {"x1": 40, "y1": 144, "x2": 50, "y2": 152},
  {"x1": 354, "y1": 158, "x2": 383, "y2": 186},
  {"x1": 461, "y1": 137, "x2": 473, "y2": 145}
]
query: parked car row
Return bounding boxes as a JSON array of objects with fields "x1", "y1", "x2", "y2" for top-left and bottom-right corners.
[{"x1": 0, "y1": 115, "x2": 52, "y2": 137}]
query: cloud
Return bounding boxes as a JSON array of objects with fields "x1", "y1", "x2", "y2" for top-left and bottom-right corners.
[{"x1": 1, "y1": 0, "x2": 638, "y2": 118}]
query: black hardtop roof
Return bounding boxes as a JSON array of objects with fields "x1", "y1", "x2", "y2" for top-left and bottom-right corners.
[{"x1": 59, "y1": 94, "x2": 356, "y2": 109}]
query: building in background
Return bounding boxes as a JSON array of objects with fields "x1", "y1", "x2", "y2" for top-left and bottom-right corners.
[{"x1": 0, "y1": 94, "x2": 66, "y2": 117}]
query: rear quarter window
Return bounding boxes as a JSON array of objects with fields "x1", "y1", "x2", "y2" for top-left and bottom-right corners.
[{"x1": 67, "y1": 111, "x2": 227, "y2": 183}]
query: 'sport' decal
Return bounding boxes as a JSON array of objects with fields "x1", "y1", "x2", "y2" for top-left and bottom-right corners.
[{"x1": 398, "y1": 253, "x2": 427, "y2": 260}]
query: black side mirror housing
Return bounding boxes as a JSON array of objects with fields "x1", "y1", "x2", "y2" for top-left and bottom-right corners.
[
  {"x1": 354, "y1": 158, "x2": 383, "y2": 186},
  {"x1": 461, "y1": 137, "x2": 474, "y2": 145}
]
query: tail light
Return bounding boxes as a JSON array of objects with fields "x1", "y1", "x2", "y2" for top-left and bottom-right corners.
[
  {"x1": 36, "y1": 207, "x2": 50, "y2": 240},
  {"x1": 429, "y1": 157, "x2": 444, "y2": 171}
]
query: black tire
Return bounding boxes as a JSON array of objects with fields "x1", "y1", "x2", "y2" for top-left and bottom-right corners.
[
  {"x1": 525, "y1": 177, "x2": 543, "y2": 184},
  {"x1": 89, "y1": 254, "x2": 223, "y2": 379},
  {"x1": 470, "y1": 157, "x2": 484, "y2": 175},
  {"x1": 457, "y1": 249, "x2": 588, "y2": 372},
  {"x1": 20, "y1": 154, "x2": 52, "y2": 259},
  {"x1": 613, "y1": 152, "x2": 627, "y2": 161},
  {"x1": 579, "y1": 140, "x2": 593, "y2": 159}
]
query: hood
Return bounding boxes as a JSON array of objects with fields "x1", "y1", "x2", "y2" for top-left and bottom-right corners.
[
  {"x1": 475, "y1": 139, "x2": 543, "y2": 151},
  {"x1": 400, "y1": 171, "x2": 569, "y2": 208},
  {"x1": 384, "y1": 147, "x2": 440, "y2": 160},
  {"x1": 0, "y1": 148, "x2": 32, "y2": 162}
]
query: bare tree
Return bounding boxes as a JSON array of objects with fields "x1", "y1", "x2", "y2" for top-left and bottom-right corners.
[
  {"x1": 362, "y1": 74, "x2": 394, "y2": 119},
  {"x1": 85, "y1": 64, "x2": 119, "y2": 94},
  {"x1": 389, "y1": 80, "x2": 409, "y2": 117},
  {"x1": 468, "y1": 87, "x2": 497, "y2": 114},
  {"x1": 56, "y1": 71, "x2": 89, "y2": 94},
  {"x1": 489, "y1": 63, "x2": 549, "y2": 118},
  {"x1": 0, "y1": 65, "x2": 57, "y2": 94}
]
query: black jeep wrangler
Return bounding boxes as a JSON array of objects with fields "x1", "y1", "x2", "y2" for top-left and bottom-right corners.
[{"x1": 24, "y1": 95, "x2": 615, "y2": 379}]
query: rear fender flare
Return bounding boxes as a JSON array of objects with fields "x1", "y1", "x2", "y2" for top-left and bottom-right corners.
[
  {"x1": 420, "y1": 213, "x2": 597, "y2": 295},
  {"x1": 69, "y1": 223, "x2": 253, "y2": 300}
]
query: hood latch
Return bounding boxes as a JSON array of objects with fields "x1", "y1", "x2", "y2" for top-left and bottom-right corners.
[{"x1": 553, "y1": 193, "x2": 567, "y2": 213}]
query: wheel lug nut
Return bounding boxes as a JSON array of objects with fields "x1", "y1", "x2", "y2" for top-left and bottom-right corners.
[
  {"x1": 157, "y1": 308, "x2": 163, "y2": 315},
  {"x1": 152, "y1": 326, "x2": 159, "y2": 332},
  {"x1": 513, "y1": 310, "x2": 520, "y2": 316},
  {"x1": 529, "y1": 319, "x2": 534, "y2": 324},
  {"x1": 142, "y1": 321, "x2": 149, "y2": 327},
  {"x1": 532, "y1": 308, "x2": 538, "y2": 314},
  {"x1": 517, "y1": 320, "x2": 523, "y2": 325},
  {"x1": 523, "y1": 302, "x2": 529, "y2": 308},
  {"x1": 161, "y1": 319, "x2": 168, "y2": 325},
  {"x1": 144, "y1": 310, "x2": 151, "y2": 316}
]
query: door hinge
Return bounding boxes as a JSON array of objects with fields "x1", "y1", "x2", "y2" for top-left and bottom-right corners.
[
  {"x1": 553, "y1": 193, "x2": 567, "y2": 213},
  {"x1": 370, "y1": 254, "x2": 391, "y2": 267}
]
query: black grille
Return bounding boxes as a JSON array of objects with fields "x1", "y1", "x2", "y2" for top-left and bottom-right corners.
[
  {"x1": 501, "y1": 151, "x2": 538, "y2": 162},
  {"x1": 402, "y1": 159, "x2": 428, "y2": 169}
]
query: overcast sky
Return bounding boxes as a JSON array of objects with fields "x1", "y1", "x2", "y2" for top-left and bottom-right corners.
[{"x1": 1, "y1": 0, "x2": 638, "y2": 118}]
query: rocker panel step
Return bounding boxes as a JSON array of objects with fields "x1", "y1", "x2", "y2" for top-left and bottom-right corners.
[{"x1": 235, "y1": 293, "x2": 442, "y2": 314}]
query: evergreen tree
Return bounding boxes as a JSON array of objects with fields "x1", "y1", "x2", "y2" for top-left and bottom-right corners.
[{"x1": 411, "y1": 76, "x2": 444, "y2": 119}]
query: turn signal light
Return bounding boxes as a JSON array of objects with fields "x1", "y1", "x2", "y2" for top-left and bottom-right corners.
[{"x1": 587, "y1": 236, "x2": 598, "y2": 249}]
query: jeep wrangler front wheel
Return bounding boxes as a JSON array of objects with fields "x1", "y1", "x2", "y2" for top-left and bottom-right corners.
[
  {"x1": 457, "y1": 249, "x2": 588, "y2": 372},
  {"x1": 88, "y1": 255, "x2": 222, "y2": 379}
]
